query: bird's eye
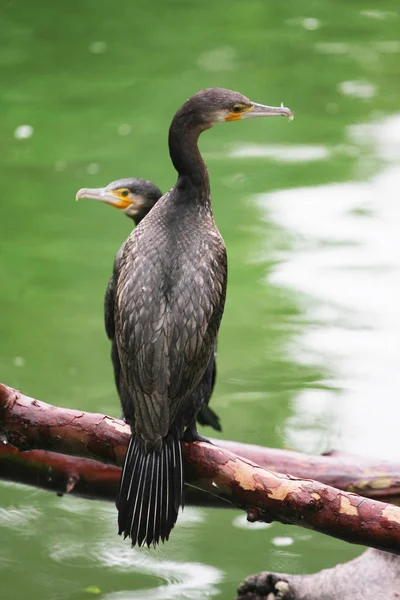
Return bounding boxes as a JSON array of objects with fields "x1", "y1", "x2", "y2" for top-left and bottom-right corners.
[
  {"x1": 121, "y1": 189, "x2": 130, "y2": 197},
  {"x1": 232, "y1": 105, "x2": 242, "y2": 113}
]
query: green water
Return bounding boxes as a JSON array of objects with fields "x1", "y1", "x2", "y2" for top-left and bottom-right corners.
[{"x1": 1, "y1": 0, "x2": 400, "y2": 598}]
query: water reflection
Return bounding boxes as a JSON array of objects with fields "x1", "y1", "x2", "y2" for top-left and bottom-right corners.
[
  {"x1": 229, "y1": 144, "x2": 329, "y2": 162},
  {"x1": 101, "y1": 548, "x2": 221, "y2": 600},
  {"x1": 316, "y1": 40, "x2": 400, "y2": 57},
  {"x1": 257, "y1": 114, "x2": 400, "y2": 460},
  {"x1": 272, "y1": 537, "x2": 294, "y2": 547},
  {"x1": 338, "y1": 80, "x2": 376, "y2": 99},
  {"x1": 2, "y1": 0, "x2": 400, "y2": 596},
  {"x1": 0, "y1": 504, "x2": 40, "y2": 529},
  {"x1": 14, "y1": 124, "x2": 34, "y2": 139},
  {"x1": 51, "y1": 539, "x2": 221, "y2": 600},
  {"x1": 47, "y1": 502, "x2": 221, "y2": 599}
]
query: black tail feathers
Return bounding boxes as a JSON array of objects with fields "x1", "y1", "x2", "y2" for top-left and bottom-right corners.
[{"x1": 117, "y1": 433, "x2": 184, "y2": 547}]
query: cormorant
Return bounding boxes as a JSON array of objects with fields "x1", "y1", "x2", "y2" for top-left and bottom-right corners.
[
  {"x1": 87, "y1": 88, "x2": 292, "y2": 548},
  {"x1": 76, "y1": 178, "x2": 221, "y2": 431}
]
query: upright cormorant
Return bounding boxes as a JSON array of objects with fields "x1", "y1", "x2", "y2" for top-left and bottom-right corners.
[
  {"x1": 91, "y1": 89, "x2": 292, "y2": 547},
  {"x1": 76, "y1": 178, "x2": 221, "y2": 431}
]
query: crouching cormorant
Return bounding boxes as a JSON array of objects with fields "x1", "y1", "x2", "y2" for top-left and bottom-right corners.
[{"x1": 76, "y1": 178, "x2": 221, "y2": 432}]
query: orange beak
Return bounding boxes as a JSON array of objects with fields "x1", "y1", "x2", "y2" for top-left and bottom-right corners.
[{"x1": 75, "y1": 188, "x2": 132, "y2": 210}]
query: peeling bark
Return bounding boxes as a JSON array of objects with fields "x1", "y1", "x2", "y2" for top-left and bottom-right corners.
[
  {"x1": 1, "y1": 383, "x2": 400, "y2": 554},
  {"x1": 237, "y1": 549, "x2": 400, "y2": 600},
  {"x1": 219, "y1": 442, "x2": 400, "y2": 504},
  {"x1": 1, "y1": 384, "x2": 399, "y2": 502},
  {"x1": 1, "y1": 434, "x2": 399, "y2": 505}
]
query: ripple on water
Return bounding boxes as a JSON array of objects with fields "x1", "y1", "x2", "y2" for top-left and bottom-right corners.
[
  {"x1": 229, "y1": 144, "x2": 330, "y2": 163},
  {"x1": 360, "y1": 9, "x2": 396, "y2": 19},
  {"x1": 315, "y1": 40, "x2": 400, "y2": 66},
  {"x1": 349, "y1": 114, "x2": 400, "y2": 162},
  {"x1": 338, "y1": 80, "x2": 376, "y2": 99},
  {"x1": 0, "y1": 505, "x2": 41, "y2": 529},
  {"x1": 49, "y1": 538, "x2": 222, "y2": 599},
  {"x1": 56, "y1": 494, "x2": 95, "y2": 515},
  {"x1": 272, "y1": 536, "x2": 294, "y2": 547}
]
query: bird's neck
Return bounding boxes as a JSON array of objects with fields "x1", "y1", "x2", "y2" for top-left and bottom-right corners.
[{"x1": 168, "y1": 118, "x2": 211, "y2": 202}]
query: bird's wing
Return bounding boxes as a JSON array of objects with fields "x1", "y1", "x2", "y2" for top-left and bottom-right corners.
[
  {"x1": 116, "y1": 223, "x2": 227, "y2": 446},
  {"x1": 167, "y1": 235, "x2": 227, "y2": 427},
  {"x1": 104, "y1": 276, "x2": 115, "y2": 340},
  {"x1": 104, "y1": 243, "x2": 126, "y2": 340},
  {"x1": 116, "y1": 229, "x2": 171, "y2": 445}
]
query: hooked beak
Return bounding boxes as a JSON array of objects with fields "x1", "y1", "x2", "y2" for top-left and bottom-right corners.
[
  {"x1": 225, "y1": 102, "x2": 294, "y2": 122},
  {"x1": 245, "y1": 102, "x2": 294, "y2": 120},
  {"x1": 75, "y1": 187, "x2": 132, "y2": 210}
]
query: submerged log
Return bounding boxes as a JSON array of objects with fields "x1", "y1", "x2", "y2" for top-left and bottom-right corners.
[{"x1": 1, "y1": 383, "x2": 400, "y2": 555}]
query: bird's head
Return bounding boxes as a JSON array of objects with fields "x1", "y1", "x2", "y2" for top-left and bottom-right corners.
[
  {"x1": 76, "y1": 178, "x2": 162, "y2": 224},
  {"x1": 174, "y1": 88, "x2": 294, "y2": 130}
]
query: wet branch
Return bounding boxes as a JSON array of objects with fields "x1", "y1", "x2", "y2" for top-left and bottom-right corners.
[{"x1": 1, "y1": 383, "x2": 400, "y2": 555}]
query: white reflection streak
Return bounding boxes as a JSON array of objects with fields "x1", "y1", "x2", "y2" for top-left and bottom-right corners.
[
  {"x1": 230, "y1": 144, "x2": 329, "y2": 162},
  {"x1": 0, "y1": 505, "x2": 40, "y2": 528},
  {"x1": 255, "y1": 114, "x2": 400, "y2": 460},
  {"x1": 101, "y1": 545, "x2": 221, "y2": 600}
]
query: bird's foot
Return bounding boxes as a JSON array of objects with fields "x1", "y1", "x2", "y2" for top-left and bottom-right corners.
[
  {"x1": 183, "y1": 424, "x2": 211, "y2": 444},
  {"x1": 121, "y1": 415, "x2": 133, "y2": 426}
]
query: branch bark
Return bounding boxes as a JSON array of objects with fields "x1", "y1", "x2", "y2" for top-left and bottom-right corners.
[
  {"x1": 218, "y1": 442, "x2": 400, "y2": 503},
  {"x1": 0, "y1": 445, "x2": 120, "y2": 501},
  {"x1": 237, "y1": 548, "x2": 400, "y2": 600},
  {"x1": 2, "y1": 441, "x2": 399, "y2": 509},
  {"x1": 1, "y1": 384, "x2": 399, "y2": 502},
  {"x1": 1, "y1": 383, "x2": 400, "y2": 555},
  {"x1": 0, "y1": 445, "x2": 224, "y2": 507}
]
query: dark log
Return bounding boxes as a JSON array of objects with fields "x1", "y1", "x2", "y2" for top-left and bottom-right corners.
[
  {"x1": 1, "y1": 383, "x2": 400, "y2": 555},
  {"x1": 237, "y1": 548, "x2": 400, "y2": 600}
]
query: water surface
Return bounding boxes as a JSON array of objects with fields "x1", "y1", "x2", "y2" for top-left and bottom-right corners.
[{"x1": 1, "y1": 1, "x2": 400, "y2": 598}]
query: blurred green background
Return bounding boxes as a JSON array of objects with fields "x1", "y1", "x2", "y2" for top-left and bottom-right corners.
[{"x1": 1, "y1": 0, "x2": 400, "y2": 598}]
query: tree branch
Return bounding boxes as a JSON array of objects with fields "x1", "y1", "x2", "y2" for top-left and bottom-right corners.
[
  {"x1": 1, "y1": 383, "x2": 400, "y2": 555},
  {"x1": 2, "y1": 441, "x2": 399, "y2": 509},
  {"x1": 0, "y1": 445, "x2": 224, "y2": 507},
  {"x1": 217, "y1": 442, "x2": 400, "y2": 503},
  {"x1": 0, "y1": 445, "x2": 120, "y2": 501},
  {"x1": 1, "y1": 384, "x2": 399, "y2": 502}
]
